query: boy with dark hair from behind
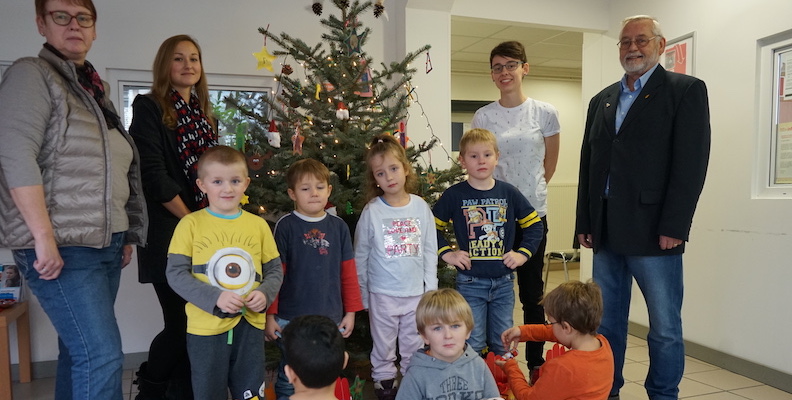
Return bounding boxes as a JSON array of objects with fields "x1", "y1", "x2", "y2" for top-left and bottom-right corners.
[
  {"x1": 497, "y1": 280, "x2": 614, "y2": 399},
  {"x1": 279, "y1": 315, "x2": 348, "y2": 400}
]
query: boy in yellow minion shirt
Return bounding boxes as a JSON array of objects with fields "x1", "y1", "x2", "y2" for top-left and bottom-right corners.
[{"x1": 167, "y1": 146, "x2": 282, "y2": 400}]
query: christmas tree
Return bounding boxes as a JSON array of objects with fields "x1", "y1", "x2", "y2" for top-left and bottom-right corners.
[{"x1": 225, "y1": 0, "x2": 462, "y2": 220}]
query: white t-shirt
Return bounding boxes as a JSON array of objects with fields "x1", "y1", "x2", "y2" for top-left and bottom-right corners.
[{"x1": 471, "y1": 98, "x2": 560, "y2": 217}]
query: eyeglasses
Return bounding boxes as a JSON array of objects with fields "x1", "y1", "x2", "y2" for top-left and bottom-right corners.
[
  {"x1": 48, "y1": 11, "x2": 95, "y2": 28},
  {"x1": 490, "y1": 61, "x2": 523, "y2": 74},
  {"x1": 617, "y1": 36, "x2": 658, "y2": 49},
  {"x1": 544, "y1": 320, "x2": 560, "y2": 325}
]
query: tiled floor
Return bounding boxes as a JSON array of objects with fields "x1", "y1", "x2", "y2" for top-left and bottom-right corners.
[{"x1": 11, "y1": 266, "x2": 792, "y2": 400}]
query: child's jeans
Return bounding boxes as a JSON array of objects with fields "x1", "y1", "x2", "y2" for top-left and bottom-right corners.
[
  {"x1": 273, "y1": 317, "x2": 294, "y2": 398},
  {"x1": 455, "y1": 272, "x2": 515, "y2": 355}
]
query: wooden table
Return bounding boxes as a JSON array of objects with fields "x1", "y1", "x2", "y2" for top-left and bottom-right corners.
[{"x1": 0, "y1": 301, "x2": 31, "y2": 400}]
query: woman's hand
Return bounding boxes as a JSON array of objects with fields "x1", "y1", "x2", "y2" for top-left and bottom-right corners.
[
  {"x1": 121, "y1": 245, "x2": 133, "y2": 268},
  {"x1": 34, "y1": 235, "x2": 64, "y2": 280}
]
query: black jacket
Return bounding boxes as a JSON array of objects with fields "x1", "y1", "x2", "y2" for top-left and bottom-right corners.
[
  {"x1": 129, "y1": 94, "x2": 209, "y2": 282},
  {"x1": 575, "y1": 66, "x2": 710, "y2": 256}
]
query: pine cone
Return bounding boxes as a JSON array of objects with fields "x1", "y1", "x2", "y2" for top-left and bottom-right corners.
[
  {"x1": 312, "y1": 2, "x2": 323, "y2": 15},
  {"x1": 374, "y1": 3, "x2": 384, "y2": 18},
  {"x1": 281, "y1": 64, "x2": 293, "y2": 75}
]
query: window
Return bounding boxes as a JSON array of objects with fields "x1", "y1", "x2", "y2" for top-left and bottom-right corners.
[
  {"x1": 756, "y1": 30, "x2": 792, "y2": 198},
  {"x1": 107, "y1": 69, "x2": 273, "y2": 148}
]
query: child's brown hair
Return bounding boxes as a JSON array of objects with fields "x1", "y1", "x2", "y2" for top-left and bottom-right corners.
[
  {"x1": 362, "y1": 134, "x2": 418, "y2": 203},
  {"x1": 541, "y1": 280, "x2": 603, "y2": 335},
  {"x1": 286, "y1": 159, "x2": 331, "y2": 190},
  {"x1": 196, "y1": 145, "x2": 246, "y2": 179}
]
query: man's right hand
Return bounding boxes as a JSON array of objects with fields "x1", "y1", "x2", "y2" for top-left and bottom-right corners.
[{"x1": 577, "y1": 233, "x2": 593, "y2": 249}]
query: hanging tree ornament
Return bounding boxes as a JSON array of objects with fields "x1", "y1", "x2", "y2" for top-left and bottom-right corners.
[
  {"x1": 292, "y1": 129, "x2": 306, "y2": 155},
  {"x1": 247, "y1": 152, "x2": 265, "y2": 171},
  {"x1": 266, "y1": 120, "x2": 281, "y2": 148},
  {"x1": 253, "y1": 46, "x2": 277, "y2": 71},
  {"x1": 425, "y1": 51, "x2": 433, "y2": 74},
  {"x1": 336, "y1": 102, "x2": 349, "y2": 120},
  {"x1": 252, "y1": 25, "x2": 276, "y2": 71},
  {"x1": 395, "y1": 120, "x2": 407, "y2": 147},
  {"x1": 373, "y1": 0, "x2": 385, "y2": 18},
  {"x1": 281, "y1": 64, "x2": 293, "y2": 75},
  {"x1": 310, "y1": 0, "x2": 324, "y2": 16},
  {"x1": 344, "y1": 27, "x2": 366, "y2": 55},
  {"x1": 353, "y1": 59, "x2": 373, "y2": 97}
]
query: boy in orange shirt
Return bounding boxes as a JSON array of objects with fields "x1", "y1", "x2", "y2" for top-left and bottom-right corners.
[{"x1": 497, "y1": 280, "x2": 614, "y2": 400}]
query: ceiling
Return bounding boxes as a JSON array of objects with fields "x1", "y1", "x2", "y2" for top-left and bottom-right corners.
[{"x1": 451, "y1": 17, "x2": 583, "y2": 80}]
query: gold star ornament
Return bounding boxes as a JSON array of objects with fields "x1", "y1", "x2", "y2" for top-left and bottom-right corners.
[{"x1": 253, "y1": 46, "x2": 276, "y2": 71}]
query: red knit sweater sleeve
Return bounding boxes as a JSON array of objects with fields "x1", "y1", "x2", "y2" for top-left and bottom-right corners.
[
  {"x1": 340, "y1": 258, "x2": 363, "y2": 312},
  {"x1": 520, "y1": 324, "x2": 557, "y2": 342}
]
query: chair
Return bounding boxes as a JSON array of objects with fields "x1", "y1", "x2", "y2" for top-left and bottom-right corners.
[{"x1": 543, "y1": 236, "x2": 579, "y2": 291}]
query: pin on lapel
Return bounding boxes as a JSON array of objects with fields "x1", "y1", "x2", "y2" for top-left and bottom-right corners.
[
  {"x1": 606, "y1": 103, "x2": 611, "y2": 108},
  {"x1": 645, "y1": 94, "x2": 650, "y2": 99}
]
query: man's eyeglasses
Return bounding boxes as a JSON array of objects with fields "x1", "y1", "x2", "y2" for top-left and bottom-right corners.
[
  {"x1": 544, "y1": 320, "x2": 560, "y2": 325},
  {"x1": 48, "y1": 11, "x2": 95, "y2": 28},
  {"x1": 617, "y1": 36, "x2": 658, "y2": 49},
  {"x1": 490, "y1": 61, "x2": 523, "y2": 74}
]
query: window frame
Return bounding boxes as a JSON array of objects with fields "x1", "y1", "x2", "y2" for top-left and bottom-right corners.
[
  {"x1": 106, "y1": 68, "x2": 274, "y2": 136},
  {"x1": 755, "y1": 30, "x2": 792, "y2": 198}
]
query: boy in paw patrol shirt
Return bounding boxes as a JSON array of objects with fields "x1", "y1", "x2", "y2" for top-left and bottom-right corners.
[{"x1": 433, "y1": 129, "x2": 543, "y2": 357}]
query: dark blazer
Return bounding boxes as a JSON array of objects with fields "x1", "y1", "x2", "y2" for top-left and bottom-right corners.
[
  {"x1": 129, "y1": 94, "x2": 205, "y2": 283},
  {"x1": 575, "y1": 66, "x2": 710, "y2": 256}
]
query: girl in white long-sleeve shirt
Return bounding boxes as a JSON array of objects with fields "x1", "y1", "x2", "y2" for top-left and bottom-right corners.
[{"x1": 354, "y1": 134, "x2": 438, "y2": 400}]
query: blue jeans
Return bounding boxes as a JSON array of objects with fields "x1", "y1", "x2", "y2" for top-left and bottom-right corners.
[
  {"x1": 593, "y1": 245, "x2": 684, "y2": 400},
  {"x1": 455, "y1": 273, "x2": 514, "y2": 355},
  {"x1": 14, "y1": 233, "x2": 126, "y2": 400},
  {"x1": 273, "y1": 317, "x2": 293, "y2": 398}
]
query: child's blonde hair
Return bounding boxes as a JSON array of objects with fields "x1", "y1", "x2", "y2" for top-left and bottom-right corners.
[
  {"x1": 196, "y1": 145, "x2": 246, "y2": 179},
  {"x1": 363, "y1": 134, "x2": 418, "y2": 203},
  {"x1": 541, "y1": 280, "x2": 603, "y2": 335},
  {"x1": 459, "y1": 128, "x2": 499, "y2": 157},
  {"x1": 286, "y1": 159, "x2": 331, "y2": 190},
  {"x1": 416, "y1": 288, "x2": 474, "y2": 333}
]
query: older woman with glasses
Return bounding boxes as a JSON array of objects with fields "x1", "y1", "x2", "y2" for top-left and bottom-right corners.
[
  {"x1": 0, "y1": 1, "x2": 146, "y2": 399},
  {"x1": 471, "y1": 40, "x2": 561, "y2": 381}
]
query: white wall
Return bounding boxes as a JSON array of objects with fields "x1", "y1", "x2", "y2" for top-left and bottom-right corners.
[{"x1": 584, "y1": 0, "x2": 792, "y2": 376}]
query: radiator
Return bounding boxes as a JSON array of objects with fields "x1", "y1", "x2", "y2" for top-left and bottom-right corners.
[{"x1": 545, "y1": 183, "x2": 578, "y2": 253}]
